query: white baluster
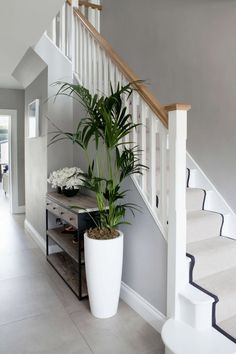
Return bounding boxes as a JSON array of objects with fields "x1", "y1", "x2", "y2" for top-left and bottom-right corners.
[
  {"x1": 108, "y1": 59, "x2": 115, "y2": 91},
  {"x1": 150, "y1": 114, "x2": 158, "y2": 210},
  {"x1": 66, "y1": 2, "x2": 72, "y2": 59},
  {"x1": 103, "y1": 52, "x2": 108, "y2": 95},
  {"x1": 97, "y1": 47, "x2": 103, "y2": 96},
  {"x1": 52, "y1": 17, "x2": 57, "y2": 44},
  {"x1": 115, "y1": 67, "x2": 122, "y2": 90},
  {"x1": 88, "y1": 7, "x2": 96, "y2": 28},
  {"x1": 96, "y1": 9, "x2": 100, "y2": 32},
  {"x1": 79, "y1": 22, "x2": 83, "y2": 80},
  {"x1": 88, "y1": 34, "x2": 92, "y2": 91},
  {"x1": 80, "y1": 5, "x2": 86, "y2": 15},
  {"x1": 140, "y1": 102, "x2": 147, "y2": 193},
  {"x1": 131, "y1": 91, "x2": 138, "y2": 148},
  {"x1": 159, "y1": 124, "x2": 168, "y2": 228},
  {"x1": 92, "y1": 39, "x2": 98, "y2": 94},
  {"x1": 83, "y1": 27, "x2": 88, "y2": 87},
  {"x1": 60, "y1": 3, "x2": 66, "y2": 55}
]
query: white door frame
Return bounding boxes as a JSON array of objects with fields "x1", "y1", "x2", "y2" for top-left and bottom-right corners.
[{"x1": 0, "y1": 109, "x2": 23, "y2": 214}]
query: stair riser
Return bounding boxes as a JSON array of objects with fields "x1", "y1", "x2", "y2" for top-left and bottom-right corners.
[
  {"x1": 187, "y1": 213, "x2": 222, "y2": 243},
  {"x1": 216, "y1": 296, "x2": 236, "y2": 323},
  {"x1": 186, "y1": 190, "x2": 205, "y2": 212}
]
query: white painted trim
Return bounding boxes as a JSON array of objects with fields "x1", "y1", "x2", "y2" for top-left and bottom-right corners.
[
  {"x1": 43, "y1": 33, "x2": 72, "y2": 64},
  {"x1": 187, "y1": 152, "x2": 236, "y2": 216},
  {"x1": 131, "y1": 175, "x2": 167, "y2": 240},
  {"x1": 120, "y1": 281, "x2": 166, "y2": 333},
  {"x1": 24, "y1": 219, "x2": 46, "y2": 253},
  {"x1": 14, "y1": 205, "x2": 25, "y2": 214}
]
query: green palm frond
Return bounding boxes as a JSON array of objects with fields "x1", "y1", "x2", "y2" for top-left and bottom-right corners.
[{"x1": 48, "y1": 80, "x2": 148, "y2": 230}]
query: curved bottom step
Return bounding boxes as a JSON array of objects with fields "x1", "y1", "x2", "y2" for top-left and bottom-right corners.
[{"x1": 162, "y1": 319, "x2": 236, "y2": 354}]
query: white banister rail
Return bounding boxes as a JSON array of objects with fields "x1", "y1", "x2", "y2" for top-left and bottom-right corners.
[{"x1": 46, "y1": 1, "x2": 191, "y2": 321}]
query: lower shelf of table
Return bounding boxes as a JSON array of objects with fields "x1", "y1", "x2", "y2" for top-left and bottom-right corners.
[{"x1": 47, "y1": 251, "x2": 87, "y2": 299}]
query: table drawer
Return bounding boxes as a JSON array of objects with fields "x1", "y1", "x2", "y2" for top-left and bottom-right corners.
[
  {"x1": 46, "y1": 199, "x2": 78, "y2": 228},
  {"x1": 46, "y1": 199, "x2": 60, "y2": 216},
  {"x1": 58, "y1": 206, "x2": 78, "y2": 228}
]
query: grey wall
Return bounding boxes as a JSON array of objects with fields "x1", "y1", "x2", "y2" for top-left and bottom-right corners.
[
  {"x1": 101, "y1": 0, "x2": 236, "y2": 212},
  {"x1": 0, "y1": 88, "x2": 25, "y2": 206},
  {"x1": 120, "y1": 178, "x2": 167, "y2": 313},
  {"x1": 25, "y1": 69, "x2": 48, "y2": 237}
]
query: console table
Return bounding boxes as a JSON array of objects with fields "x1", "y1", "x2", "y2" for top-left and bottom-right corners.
[{"x1": 46, "y1": 192, "x2": 98, "y2": 300}]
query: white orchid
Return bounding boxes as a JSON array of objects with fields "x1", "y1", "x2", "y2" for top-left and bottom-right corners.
[{"x1": 47, "y1": 167, "x2": 84, "y2": 190}]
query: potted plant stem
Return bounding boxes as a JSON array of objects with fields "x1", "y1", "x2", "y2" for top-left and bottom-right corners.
[{"x1": 50, "y1": 81, "x2": 147, "y2": 318}]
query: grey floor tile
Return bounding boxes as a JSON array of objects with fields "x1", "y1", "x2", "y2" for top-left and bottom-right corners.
[
  {"x1": 0, "y1": 273, "x2": 64, "y2": 325},
  {"x1": 0, "y1": 248, "x2": 45, "y2": 280},
  {"x1": 0, "y1": 310, "x2": 92, "y2": 354},
  {"x1": 70, "y1": 300, "x2": 164, "y2": 354},
  {"x1": 0, "y1": 193, "x2": 164, "y2": 354}
]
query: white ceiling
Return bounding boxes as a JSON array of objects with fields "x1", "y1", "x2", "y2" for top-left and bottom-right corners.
[{"x1": 0, "y1": 0, "x2": 65, "y2": 89}]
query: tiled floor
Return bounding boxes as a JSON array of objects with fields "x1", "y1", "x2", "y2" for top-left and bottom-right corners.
[{"x1": 0, "y1": 186, "x2": 164, "y2": 354}]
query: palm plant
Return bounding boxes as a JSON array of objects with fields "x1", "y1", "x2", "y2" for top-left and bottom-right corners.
[{"x1": 49, "y1": 81, "x2": 147, "y2": 237}]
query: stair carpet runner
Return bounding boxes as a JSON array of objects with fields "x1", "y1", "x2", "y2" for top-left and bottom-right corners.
[{"x1": 186, "y1": 184, "x2": 236, "y2": 342}]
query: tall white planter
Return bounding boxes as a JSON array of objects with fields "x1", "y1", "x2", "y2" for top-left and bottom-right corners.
[{"x1": 84, "y1": 231, "x2": 124, "y2": 319}]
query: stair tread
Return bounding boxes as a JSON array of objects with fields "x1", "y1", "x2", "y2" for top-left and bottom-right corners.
[
  {"x1": 219, "y1": 315, "x2": 236, "y2": 340},
  {"x1": 162, "y1": 319, "x2": 236, "y2": 354},
  {"x1": 198, "y1": 267, "x2": 236, "y2": 298},
  {"x1": 197, "y1": 267, "x2": 236, "y2": 323},
  {"x1": 187, "y1": 236, "x2": 236, "y2": 280}
]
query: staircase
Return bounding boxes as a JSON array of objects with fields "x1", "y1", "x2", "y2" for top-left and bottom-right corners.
[
  {"x1": 45, "y1": 1, "x2": 236, "y2": 352},
  {"x1": 187, "y1": 171, "x2": 236, "y2": 342}
]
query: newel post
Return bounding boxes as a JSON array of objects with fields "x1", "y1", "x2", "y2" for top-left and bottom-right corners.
[{"x1": 165, "y1": 103, "x2": 191, "y2": 320}]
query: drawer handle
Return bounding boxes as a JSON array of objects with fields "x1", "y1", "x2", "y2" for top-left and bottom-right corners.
[
  {"x1": 60, "y1": 212, "x2": 64, "y2": 215},
  {"x1": 69, "y1": 217, "x2": 74, "y2": 221},
  {"x1": 53, "y1": 207, "x2": 57, "y2": 210},
  {"x1": 46, "y1": 203, "x2": 50, "y2": 206}
]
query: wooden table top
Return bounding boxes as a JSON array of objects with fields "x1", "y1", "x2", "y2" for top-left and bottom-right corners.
[{"x1": 47, "y1": 192, "x2": 98, "y2": 213}]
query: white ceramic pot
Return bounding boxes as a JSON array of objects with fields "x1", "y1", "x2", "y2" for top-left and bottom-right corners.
[{"x1": 84, "y1": 231, "x2": 124, "y2": 319}]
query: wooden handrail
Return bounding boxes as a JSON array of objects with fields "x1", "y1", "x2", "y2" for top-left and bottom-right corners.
[
  {"x1": 73, "y1": 8, "x2": 168, "y2": 128},
  {"x1": 79, "y1": 1, "x2": 102, "y2": 10},
  {"x1": 164, "y1": 103, "x2": 191, "y2": 112},
  {"x1": 67, "y1": 0, "x2": 102, "y2": 11}
]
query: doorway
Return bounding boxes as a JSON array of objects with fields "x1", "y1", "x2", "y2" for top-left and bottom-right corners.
[
  {"x1": 0, "y1": 115, "x2": 10, "y2": 212},
  {"x1": 0, "y1": 110, "x2": 22, "y2": 214}
]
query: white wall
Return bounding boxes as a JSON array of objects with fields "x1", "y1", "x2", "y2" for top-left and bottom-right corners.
[
  {"x1": 25, "y1": 68, "x2": 48, "y2": 237},
  {"x1": 23, "y1": 35, "x2": 74, "y2": 239},
  {"x1": 101, "y1": 0, "x2": 236, "y2": 213}
]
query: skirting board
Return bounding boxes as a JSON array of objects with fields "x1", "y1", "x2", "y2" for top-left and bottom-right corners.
[
  {"x1": 24, "y1": 219, "x2": 46, "y2": 253},
  {"x1": 12, "y1": 205, "x2": 25, "y2": 214},
  {"x1": 120, "y1": 281, "x2": 166, "y2": 333}
]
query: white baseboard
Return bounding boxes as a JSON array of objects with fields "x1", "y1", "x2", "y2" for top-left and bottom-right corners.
[
  {"x1": 24, "y1": 219, "x2": 46, "y2": 253},
  {"x1": 120, "y1": 281, "x2": 166, "y2": 333},
  {"x1": 12, "y1": 205, "x2": 25, "y2": 214}
]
